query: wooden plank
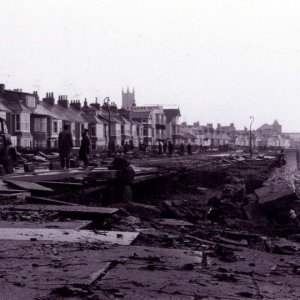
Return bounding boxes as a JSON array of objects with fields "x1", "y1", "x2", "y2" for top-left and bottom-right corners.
[
  {"x1": 3, "y1": 180, "x2": 54, "y2": 192},
  {"x1": 0, "y1": 228, "x2": 139, "y2": 245},
  {"x1": 26, "y1": 196, "x2": 79, "y2": 206},
  {"x1": 2, "y1": 204, "x2": 119, "y2": 219}
]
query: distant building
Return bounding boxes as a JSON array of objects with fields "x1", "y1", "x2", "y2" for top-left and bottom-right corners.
[
  {"x1": 164, "y1": 108, "x2": 181, "y2": 145},
  {"x1": 0, "y1": 84, "x2": 37, "y2": 148},
  {"x1": 122, "y1": 87, "x2": 136, "y2": 110}
]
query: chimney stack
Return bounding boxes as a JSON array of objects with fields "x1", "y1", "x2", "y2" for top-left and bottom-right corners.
[
  {"x1": 43, "y1": 92, "x2": 55, "y2": 106},
  {"x1": 70, "y1": 100, "x2": 81, "y2": 110},
  {"x1": 58, "y1": 95, "x2": 69, "y2": 108},
  {"x1": 90, "y1": 97, "x2": 100, "y2": 110}
]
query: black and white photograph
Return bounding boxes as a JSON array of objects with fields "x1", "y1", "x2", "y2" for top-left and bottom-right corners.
[{"x1": 0, "y1": 0, "x2": 300, "y2": 299}]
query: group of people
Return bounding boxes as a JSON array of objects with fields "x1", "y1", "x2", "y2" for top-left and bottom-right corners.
[
  {"x1": 58, "y1": 124, "x2": 194, "y2": 169},
  {"x1": 58, "y1": 124, "x2": 90, "y2": 169},
  {"x1": 157, "y1": 142, "x2": 192, "y2": 156}
]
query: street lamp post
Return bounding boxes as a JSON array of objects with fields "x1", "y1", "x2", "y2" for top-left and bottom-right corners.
[
  {"x1": 249, "y1": 116, "x2": 254, "y2": 158},
  {"x1": 103, "y1": 97, "x2": 111, "y2": 156}
]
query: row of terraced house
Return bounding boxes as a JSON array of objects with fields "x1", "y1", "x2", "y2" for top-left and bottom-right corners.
[
  {"x1": 0, "y1": 85, "x2": 182, "y2": 150},
  {"x1": 180, "y1": 120, "x2": 293, "y2": 149}
]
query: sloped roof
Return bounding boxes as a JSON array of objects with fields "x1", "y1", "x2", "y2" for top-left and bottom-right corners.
[
  {"x1": 33, "y1": 104, "x2": 61, "y2": 119},
  {"x1": 117, "y1": 115, "x2": 131, "y2": 124},
  {"x1": 211, "y1": 132, "x2": 231, "y2": 140},
  {"x1": 97, "y1": 115, "x2": 109, "y2": 124},
  {"x1": 82, "y1": 114, "x2": 103, "y2": 124},
  {"x1": 0, "y1": 99, "x2": 11, "y2": 112},
  {"x1": 131, "y1": 111, "x2": 151, "y2": 119},
  {"x1": 41, "y1": 102, "x2": 86, "y2": 123},
  {"x1": 3, "y1": 101, "x2": 31, "y2": 113},
  {"x1": 257, "y1": 123, "x2": 273, "y2": 131},
  {"x1": 110, "y1": 116, "x2": 122, "y2": 124},
  {"x1": 183, "y1": 132, "x2": 197, "y2": 139},
  {"x1": 163, "y1": 108, "x2": 181, "y2": 123}
]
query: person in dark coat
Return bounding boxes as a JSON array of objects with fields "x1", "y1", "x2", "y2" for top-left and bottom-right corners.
[
  {"x1": 124, "y1": 141, "x2": 129, "y2": 154},
  {"x1": 58, "y1": 124, "x2": 74, "y2": 169},
  {"x1": 158, "y1": 142, "x2": 162, "y2": 155},
  {"x1": 168, "y1": 141, "x2": 174, "y2": 156},
  {"x1": 179, "y1": 143, "x2": 185, "y2": 155},
  {"x1": 187, "y1": 143, "x2": 192, "y2": 155},
  {"x1": 79, "y1": 129, "x2": 91, "y2": 168},
  {"x1": 129, "y1": 139, "x2": 134, "y2": 151},
  {"x1": 163, "y1": 142, "x2": 167, "y2": 154}
]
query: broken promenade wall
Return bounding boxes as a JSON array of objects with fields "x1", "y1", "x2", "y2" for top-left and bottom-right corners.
[{"x1": 256, "y1": 151, "x2": 299, "y2": 222}]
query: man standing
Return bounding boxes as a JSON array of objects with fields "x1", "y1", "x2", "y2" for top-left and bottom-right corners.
[
  {"x1": 163, "y1": 141, "x2": 167, "y2": 154},
  {"x1": 58, "y1": 124, "x2": 73, "y2": 169},
  {"x1": 79, "y1": 129, "x2": 91, "y2": 168},
  {"x1": 158, "y1": 142, "x2": 162, "y2": 155}
]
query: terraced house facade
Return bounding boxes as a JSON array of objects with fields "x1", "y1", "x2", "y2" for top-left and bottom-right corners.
[{"x1": 0, "y1": 85, "x2": 181, "y2": 150}]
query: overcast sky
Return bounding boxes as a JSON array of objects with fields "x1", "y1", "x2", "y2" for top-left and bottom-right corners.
[{"x1": 1, "y1": 0, "x2": 300, "y2": 131}]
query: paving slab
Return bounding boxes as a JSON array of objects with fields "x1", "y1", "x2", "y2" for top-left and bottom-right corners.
[
  {"x1": 26, "y1": 195, "x2": 79, "y2": 206},
  {"x1": 154, "y1": 218, "x2": 194, "y2": 226},
  {"x1": 3, "y1": 179, "x2": 54, "y2": 192},
  {"x1": 0, "y1": 240, "x2": 299, "y2": 299},
  {"x1": 1, "y1": 204, "x2": 119, "y2": 219},
  {"x1": 0, "y1": 228, "x2": 139, "y2": 245},
  {"x1": 0, "y1": 220, "x2": 91, "y2": 230}
]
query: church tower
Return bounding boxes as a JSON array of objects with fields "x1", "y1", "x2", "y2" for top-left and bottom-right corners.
[{"x1": 122, "y1": 87, "x2": 136, "y2": 110}]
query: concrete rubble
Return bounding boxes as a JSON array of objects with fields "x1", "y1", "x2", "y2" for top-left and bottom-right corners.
[{"x1": 0, "y1": 151, "x2": 300, "y2": 299}]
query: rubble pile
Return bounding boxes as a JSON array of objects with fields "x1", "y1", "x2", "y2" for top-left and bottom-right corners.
[{"x1": 1, "y1": 152, "x2": 300, "y2": 299}]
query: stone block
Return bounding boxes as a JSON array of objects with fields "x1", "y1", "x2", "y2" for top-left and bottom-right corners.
[{"x1": 24, "y1": 162, "x2": 35, "y2": 173}]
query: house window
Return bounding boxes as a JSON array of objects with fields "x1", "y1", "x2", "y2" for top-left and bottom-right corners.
[
  {"x1": 91, "y1": 126, "x2": 96, "y2": 137},
  {"x1": 22, "y1": 113, "x2": 30, "y2": 132},
  {"x1": 15, "y1": 114, "x2": 20, "y2": 131},
  {"x1": 34, "y1": 118, "x2": 47, "y2": 132},
  {"x1": 21, "y1": 137, "x2": 31, "y2": 148},
  {"x1": 53, "y1": 121, "x2": 58, "y2": 133},
  {"x1": 26, "y1": 95, "x2": 35, "y2": 108},
  {"x1": 172, "y1": 125, "x2": 176, "y2": 134},
  {"x1": 15, "y1": 113, "x2": 30, "y2": 132}
]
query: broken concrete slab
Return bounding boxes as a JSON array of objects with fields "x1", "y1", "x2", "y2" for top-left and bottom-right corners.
[
  {"x1": 5, "y1": 170, "x2": 89, "y2": 182},
  {"x1": 243, "y1": 201, "x2": 270, "y2": 227},
  {"x1": 126, "y1": 202, "x2": 161, "y2": 219},
  {"x1": 26, "y1": 196, "x2": 79, "y2": 206},
  {"x1": 1, "y1": 204, "x2": 119, "y2": 219},
  {"x1": 36, "y1": 181, "x2": 84, "y2": 189},
  {"x1": 255, "y1": 183, "x2": 298, "y2": 210},
  {"x1": 0, "y1": 220, "x2": 92, "y2": 230},
  {"x1": 154, "y1": 218, "x2": 194, "y2": 226},
  {"x1": 0, "y1": 228, "x2": 139, "y2": 245},
  {"x1": 3, "y1": 180, "x2": 54, "y2": 193}
]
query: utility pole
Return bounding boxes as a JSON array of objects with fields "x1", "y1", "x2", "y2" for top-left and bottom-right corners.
[{"x1": 249, "y1": 115, "x2": 254, "y2": 158}]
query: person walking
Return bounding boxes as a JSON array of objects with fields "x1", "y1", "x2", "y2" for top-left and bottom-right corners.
[
  {"x1": 58, "y1": 124, "x2": 74, "y2": 169},
  {"x1": 168, "y1": 141, "x2": 174, "y2": 156},
  {"x1": 79, "y1": 129, "x2": 91, "y2": 168},
  {"x1": 158, "y1": 142, "x2": 162, "y2": 155},
  {"x1": 163, "y1": 142, "x2": 167, "y2": 154},
  {"x1": 124, "y1": 141, "x2": 129, "y2": 154},
  {"x1": 187, "y1": 143, "x2": 192, "y2": 155}
]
